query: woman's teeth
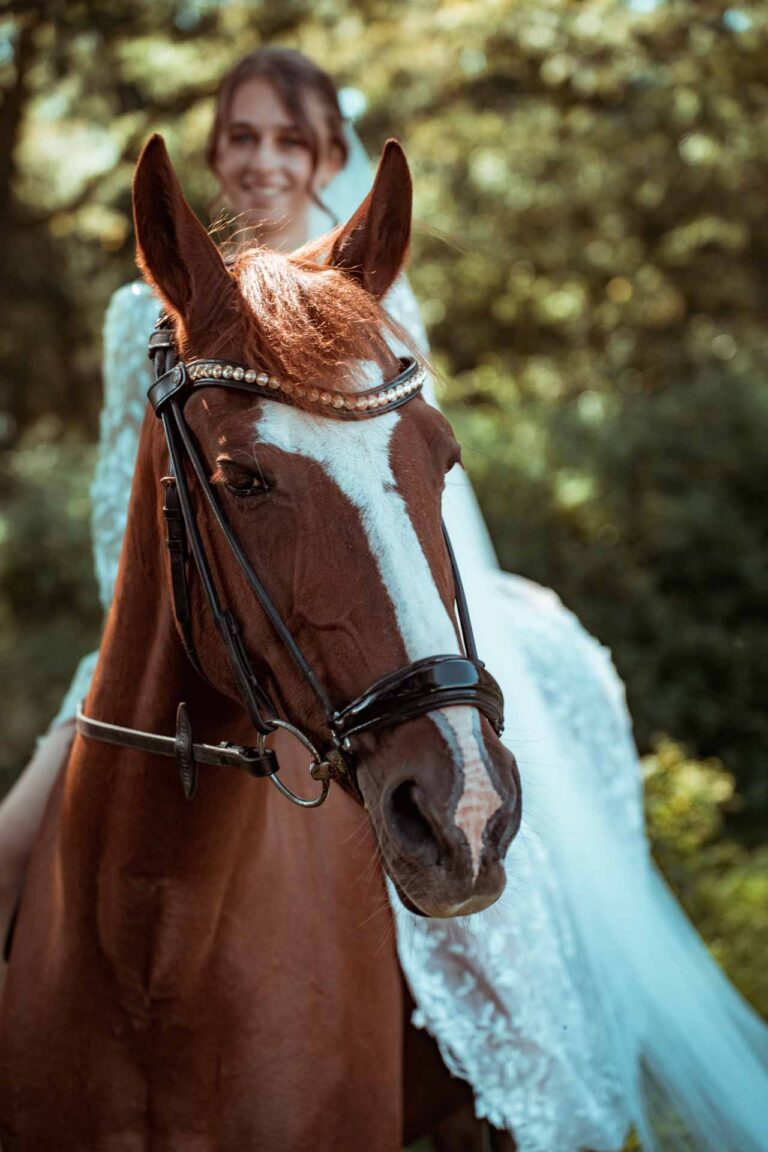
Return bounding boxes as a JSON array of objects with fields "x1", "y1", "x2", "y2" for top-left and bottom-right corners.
[{"x1": 243, "y1": 186, "x2": 283, "y2": 201}]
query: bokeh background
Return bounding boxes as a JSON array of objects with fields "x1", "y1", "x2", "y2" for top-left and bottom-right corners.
[{"x1": 0, "y1": 0, "x2": 766, "y2": 1028}]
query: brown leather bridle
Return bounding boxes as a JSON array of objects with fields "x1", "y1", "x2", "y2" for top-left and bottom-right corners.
[{"x1": 77, "y1": 319, "x2": 505, "y2": 808}]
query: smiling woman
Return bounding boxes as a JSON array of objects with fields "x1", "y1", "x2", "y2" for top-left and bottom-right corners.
[{"x1": 206, "y1": 52, "x2": 348, "y2": 251}]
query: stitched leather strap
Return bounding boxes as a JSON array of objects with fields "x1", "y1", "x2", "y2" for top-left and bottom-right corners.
[
  {"x1": 332, "y1": 656, "x2": 504, "y2": 740},
  {"x1": 148, "y1": 361, "x2": 188, "y2": 412},
  {"x1": 76, "y1": 703, "x2": 279, "y2": 781},
  {"x1": 161, "y1": 473, "x2": 203, "y2": 675}
]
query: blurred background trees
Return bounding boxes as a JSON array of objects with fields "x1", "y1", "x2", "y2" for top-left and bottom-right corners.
[{"x1": 1, "y1": 0, "x2": 766, "y2": 1014}]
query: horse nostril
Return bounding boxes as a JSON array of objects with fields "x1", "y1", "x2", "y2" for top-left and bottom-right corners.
[{"x1": 387, "y1": 780, "x2": 441, "y2": 867}]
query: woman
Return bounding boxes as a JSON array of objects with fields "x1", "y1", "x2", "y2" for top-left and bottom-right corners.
[{"x1": 2, "y1": 47, "x2": 767, "y2": 1152}]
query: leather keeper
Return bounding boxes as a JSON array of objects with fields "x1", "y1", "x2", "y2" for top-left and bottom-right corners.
[
  {"x1": 234, "y1": 745, "x2": 280, "y2": 779},
  {"x1": 148, "y1": 363, "x2": 188, "y2": 414},
  {"x1": 162, "y1": 476, "x2": 191, "y2": 625}
]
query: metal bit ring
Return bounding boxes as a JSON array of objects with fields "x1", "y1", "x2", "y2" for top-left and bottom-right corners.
[{"x1": 263, "y1": 721, "x2": 331, "y2": 809}]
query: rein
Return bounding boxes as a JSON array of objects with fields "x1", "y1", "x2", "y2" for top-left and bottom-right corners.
[{"x1": 77, "y1": 318, "x2": 505, "y2": 808}]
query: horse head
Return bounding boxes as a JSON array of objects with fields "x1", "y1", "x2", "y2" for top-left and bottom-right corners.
[{"x1": 132, "y1": 134, "x2": 521, "y2": 918}]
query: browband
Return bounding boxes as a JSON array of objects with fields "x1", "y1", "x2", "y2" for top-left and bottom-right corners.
[{"x1": 148, "y1": 351, "x2": 426, "y2": 421}]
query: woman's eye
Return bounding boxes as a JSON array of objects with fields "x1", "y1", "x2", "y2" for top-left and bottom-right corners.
[
  {"x1": 215, "y1": 461, "x2": 271, "y2": 497},
  {"x1": 280, "y1": 135, "x2": 306, "y2": 148}
]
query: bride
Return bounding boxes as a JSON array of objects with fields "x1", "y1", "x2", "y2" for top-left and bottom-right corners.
[{"x1": 2, "y1": 46, "x2": 767, "y2": 1152}]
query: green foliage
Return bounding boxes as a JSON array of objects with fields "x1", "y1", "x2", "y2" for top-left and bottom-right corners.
[
  {"x1": 0, "y1": 429, "x2": 99, "y2": 794},
  {"x1": 643, "y1": 738, "x2": 768, "y2": 1017},
  {"x1": 446, "y1": 361, "x2": 768, "y2": 829}
]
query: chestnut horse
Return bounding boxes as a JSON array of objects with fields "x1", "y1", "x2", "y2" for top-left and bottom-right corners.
[{"x1": 0, "y1": 136, "x2": 520, "y2": 1150}]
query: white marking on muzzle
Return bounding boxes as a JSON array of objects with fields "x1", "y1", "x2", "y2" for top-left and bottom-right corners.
[
  {"x1": 434, "y1": 706, "x2": 502, "y2": 877},
  {"x1": 255, "y1": 388, "x2": 500, "y2": 874}
]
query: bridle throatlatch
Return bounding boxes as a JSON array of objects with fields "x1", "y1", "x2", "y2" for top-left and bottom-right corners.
[{"x1": 76, "y1": 317, "x2": 505, "y2": 808}]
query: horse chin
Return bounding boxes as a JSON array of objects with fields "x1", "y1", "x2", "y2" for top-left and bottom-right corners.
[
  {"x1": 385, "y1": 859, "x2": 507, "y2": 920},
  {"x1": 389, "y1": 876, "x2": 429, "y2": 917}
]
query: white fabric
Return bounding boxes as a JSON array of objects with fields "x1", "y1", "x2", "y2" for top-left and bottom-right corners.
[
  {"x1": 308, "y1": 112, "x2": 375, "y2": 235},
  {"x1": 391, "y1": 563, "x2": 768, "y2": 1151},
  {"x1": 51, "y1": 153, "x2": 768, "y2": 1148},
  {"x1": 51, "y1": 282, "x2": 159, "y2": 729}
]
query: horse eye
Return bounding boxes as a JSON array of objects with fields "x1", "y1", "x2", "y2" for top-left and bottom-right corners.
[{"x1": 217, "y1": 460, "x2": 271, "y2": 497}]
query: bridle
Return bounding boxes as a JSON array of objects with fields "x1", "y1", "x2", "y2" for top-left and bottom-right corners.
[{"x1": 77, "y1": 316, "x2": 505, "y2": 809}]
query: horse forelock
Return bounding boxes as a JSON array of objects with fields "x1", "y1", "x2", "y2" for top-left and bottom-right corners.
[{"x1": 224, "y1": 246, "x2": 405, "y2": 399}]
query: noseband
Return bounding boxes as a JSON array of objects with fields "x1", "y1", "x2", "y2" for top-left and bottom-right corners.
[{"x1": 77, "y1": 318, "x2": 504, "y2": 808}]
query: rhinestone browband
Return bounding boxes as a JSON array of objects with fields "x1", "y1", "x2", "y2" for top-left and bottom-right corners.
[{"x1": 184, "y1": 355, "x2": 426, "y2": 417}]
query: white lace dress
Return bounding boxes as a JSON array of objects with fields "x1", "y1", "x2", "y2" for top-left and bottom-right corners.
[{"x1": 54, "y1": 279, "x2": 768, "y2": 1152}]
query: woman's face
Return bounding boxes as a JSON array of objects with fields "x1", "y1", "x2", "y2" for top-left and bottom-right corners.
[{"x1": 214, "y1": 76, "x2": 343, "y2": 251}]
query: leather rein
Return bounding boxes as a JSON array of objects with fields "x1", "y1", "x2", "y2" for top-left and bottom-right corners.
[{"x1": 76, "y1": 317, "x2": 505, "y2": 808}]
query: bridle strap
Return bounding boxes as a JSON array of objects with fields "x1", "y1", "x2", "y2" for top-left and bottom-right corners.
[
  {"x1": 161, "y1": 469, "x2": 209, "y2": 683},
  {"x1": 77, "y1": 702, "x2": 279, "y2": 776},
  {"x1": 161, "y1": 400, "x2": 281, "y2": 735},
  {"x1": 169, "y1": 398, "x2": 337, "y2": 725},
  {"x1": 147, "y1": 351, "x2": 426, "y2": 421},
  {"x1": 442, "y1": 524, "x2": 479, "y2": 664},
  {"x1": 76, "y1": 702, "x2": 279, "y2": 801},
  {"x1": 153, "y1": 326, "x2": 209, "y2": 683},
  {"x1": 77, "y1": 317, "x2": 506, "y2": 809},
  {"x1": 331, "y1": 656, "x2": 503, "y2": 740}
]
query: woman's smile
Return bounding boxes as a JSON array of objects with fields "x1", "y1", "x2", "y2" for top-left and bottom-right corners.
[{"x1": 239, "y1": 183, "x2": 291, "y2": 206}]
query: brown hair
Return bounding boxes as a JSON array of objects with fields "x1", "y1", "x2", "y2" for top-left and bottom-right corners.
[{"x1": 206, "y1": 47, "x2": 349, "y2": 192}]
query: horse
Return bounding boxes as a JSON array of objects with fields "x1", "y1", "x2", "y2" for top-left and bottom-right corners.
[{"x1": 0, "y1": 134, "x2": 521, "y2": 1151}]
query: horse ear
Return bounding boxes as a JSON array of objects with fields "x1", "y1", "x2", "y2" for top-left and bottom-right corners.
[
  {"x1": 132, "y1": 134, "x2": 234, "y2": 334},
  {"x1": 327, "y1": 139, "x2": 412, "y2": 299}
]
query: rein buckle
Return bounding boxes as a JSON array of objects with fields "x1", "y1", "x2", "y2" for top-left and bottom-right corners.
[{"x1": 309, "y1": 748, "x2": 346, "y2": 783}]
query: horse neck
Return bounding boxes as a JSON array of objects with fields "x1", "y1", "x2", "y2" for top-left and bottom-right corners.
[
  {"x1": 54, "y1": 405, "x2": 402, "y2": 1066},
  {"x1": 87, "y1": 408, "x2": 249, "y2": 737},
  {"x1": 65, "y1": 410, "x2": 256, "y2": 895}
]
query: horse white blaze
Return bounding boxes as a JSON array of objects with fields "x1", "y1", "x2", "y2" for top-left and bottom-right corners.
[{"x1": 255, "y1": 389, "x2": 501, "y2": 876}]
